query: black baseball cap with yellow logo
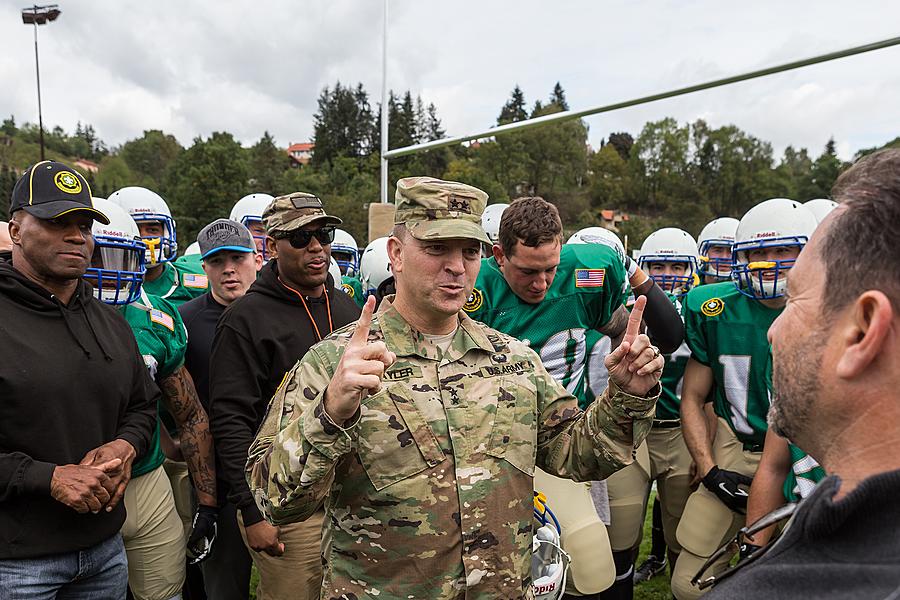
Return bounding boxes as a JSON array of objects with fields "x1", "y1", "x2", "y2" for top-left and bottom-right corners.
[{"x1": 9, "y1": 160, "x2": 109, "y2": 224}]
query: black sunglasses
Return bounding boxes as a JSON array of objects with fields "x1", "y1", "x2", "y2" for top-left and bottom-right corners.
[
  {"x1": 691, "y1": 502, "x2": 797, "y2": 591},
  {"x1": 280, "y1": 226, "x2": 335, "y2": 249}
]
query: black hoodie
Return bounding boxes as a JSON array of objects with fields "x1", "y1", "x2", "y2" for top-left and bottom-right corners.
[
  {"x1": 209, "y1": 259, "x2": 360, "y2": 524},
  {"x1": 0, "y1": 261, "x2": 158, "y2": 558}
]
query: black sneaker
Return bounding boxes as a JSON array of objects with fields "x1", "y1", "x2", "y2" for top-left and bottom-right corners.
[{"x1": 633, "y1": 554, "x2": 667, "y2": 583}]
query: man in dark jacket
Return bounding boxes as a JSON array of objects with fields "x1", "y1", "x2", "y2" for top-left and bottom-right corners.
[
  {"x1": 0, "y1": 161, "x2": 157, "y2": 598},
  {"x1": 209, "y1": 192, "x2": 360, "y2": 600},
  {"x1": 705, "y1": 149, "x2": 900, "y2": 598}
]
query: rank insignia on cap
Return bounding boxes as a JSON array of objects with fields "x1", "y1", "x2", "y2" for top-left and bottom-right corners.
[
  {"x1": 575, "y1": 268, "x2": 605, "y2": 288},
  {"x1": 463, "y1": 288, "x2": 483, "y2": 312},
  {"x1": 150, "y1": 309, "x2": 175, "y2": 331},
  {"x1": 183, "y1": 273, "x2": 208, "y2": 289},
  {"x1": 54, "y1": 171, "x2": 82, "y2": 194},
  {"x1": 448, "y1": 196, "x2": 472, "y2": 213},
  {"x1": 701, "y1": 297, "x2": 725, "y2": 317}
]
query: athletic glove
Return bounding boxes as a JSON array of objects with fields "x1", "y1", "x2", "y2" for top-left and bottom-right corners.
[
  {"x1": 702, "y1": 466, "x2": 753, "y2": 513},
  {"x1": 187, "y1": 504, "x2": 218, "y2": 564}
]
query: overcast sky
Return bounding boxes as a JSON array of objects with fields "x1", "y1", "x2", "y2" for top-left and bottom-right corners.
[{"x1": 1, "y1": 0, "x2": 898, "y2": 160}]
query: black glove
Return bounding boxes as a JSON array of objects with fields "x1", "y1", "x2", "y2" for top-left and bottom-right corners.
[
  {"x1": 702, "y1": 466, "x2": 753, "y2": 513},
  {"x1": 739, "y1": 540, "x2": 763, "y2": 561},
  {"x1": 187, "y1": 505, "x2": 218, "y2": 564}
]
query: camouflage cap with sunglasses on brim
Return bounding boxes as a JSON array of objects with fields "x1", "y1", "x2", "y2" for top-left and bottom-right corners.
[
  {"x1": 262, "y1": 192, "x2": 342, "y2": 236},
  {"x1": 9, "y1": 160, "x2": 109, "y2": 225},
  {"x1": 394, "y1": 177, "x2": 490, "y2": 245}
]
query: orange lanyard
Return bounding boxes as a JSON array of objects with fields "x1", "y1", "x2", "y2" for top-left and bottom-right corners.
[{"x1": 278, "y1": 277, "x2": 334, "y2": 342}]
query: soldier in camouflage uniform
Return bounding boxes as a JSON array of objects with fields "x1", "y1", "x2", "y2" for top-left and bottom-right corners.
[{"x1": 246, "y1": 177, "x2": 665, "y2": 599}]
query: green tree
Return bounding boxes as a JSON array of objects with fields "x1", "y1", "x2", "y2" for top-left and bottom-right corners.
[
  {"x1": 1, "y1": 116, "x2": 17, "y2": 136},
  {"x1": 588, "y1": 143, "x2": 632, "y2": 210},
  {"x1": 498, "y1": 85, "x2": 528, "y2": 124},
  {"x1": 120, "y1": 130, "x2": 184, "y2": 188},
  {"x1": 311, "y1": 82, "x2": 377, "y2": 165},
  {"x1": 248, "y1": 131, "x2": 286, "y2": 193},
  {"x1": 606, "y1": 132, "x2": 634, "y2": 161},
  {"x1": 799, "y1": 138, "x2": 842, "y2": 200}
]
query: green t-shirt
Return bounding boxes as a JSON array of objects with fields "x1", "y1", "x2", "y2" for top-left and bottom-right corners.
[
  {"x1": 783, "y1": 444, "x2": 826, "y2": 503},
  {"x1": 466, "y1": 244, "x2": 626, "y2": 405},
  {"x1": 340, "y1": 275, "x2": 365, "y2": 309},
  {"x1": 120, "y1": 290, "x2": 188, "y2": 478},
  {"x1": 683, "y1": 281, "x2": 781, "y2": 448},
  {"x1": 142, "y1": 261, "x2": 208, "y2": 308}
]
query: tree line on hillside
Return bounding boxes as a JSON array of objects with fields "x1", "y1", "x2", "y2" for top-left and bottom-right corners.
[{"x1": 1, "y1": 82, "x2": 897, "y2": 249}]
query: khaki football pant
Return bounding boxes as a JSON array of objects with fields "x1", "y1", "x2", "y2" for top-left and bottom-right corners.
[
  {"x1": 606, "y1": 440, "x2": 651, "y2": 551},
  {"x1": 163, "y1": 458, "x2": 195, "y2": 539},
  {"x1": 670, "y1": 418, "x2": 762, "y2": 600},
  {"x1": 238, "y1": 509, "x2": 325, "y2": 600},
  {"x1": 122, "y1": 465, "x2": 187, "y2": 600},
  {"x1": 534, "y1": 468, "x2": 615, "y2": 595}
]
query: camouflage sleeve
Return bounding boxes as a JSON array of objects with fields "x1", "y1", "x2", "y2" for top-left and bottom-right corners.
[
  {"x1": 246, "y1": 343, "x2": 356, "y2": 525},
  {"x1": 534, "y1": 351, "x2": 658, "y2": 481}
]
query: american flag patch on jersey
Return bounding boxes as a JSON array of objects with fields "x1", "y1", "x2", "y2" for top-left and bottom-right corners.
[
  {"x1": 574, "y1": 268, "x2": 605, "y2": 288},
  {"x1": 183, "y1": 274, "x2": 208, "y2": 289}
]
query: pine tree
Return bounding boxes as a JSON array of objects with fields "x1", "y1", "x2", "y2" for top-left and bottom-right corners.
[{"x1": 498, "y1": 85, "x2": 528, "y2": 124}]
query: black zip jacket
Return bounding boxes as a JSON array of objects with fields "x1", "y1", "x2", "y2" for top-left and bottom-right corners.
[
  {"x1": 209, "y1": 259, "x2": 360, "y2": 524},
  {"x1": 0, "y1": 261, "x2": 158, "y2": 558}
]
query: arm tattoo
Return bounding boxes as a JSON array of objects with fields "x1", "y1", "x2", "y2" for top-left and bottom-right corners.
[
  {"x1": 598, "y1": 304, "x2": 630, "y2": 348},
  {"x1": 160, "y1": 366, "x2": 217, "y2": 503}
]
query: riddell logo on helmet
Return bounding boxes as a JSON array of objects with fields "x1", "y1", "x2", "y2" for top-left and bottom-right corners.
[
  {"x1": 753, "y1": 231, "x2": 777, "y2": 238},
  {"x1": 534, "y1": 581, "x2": 558, "y2": 595},
  {"x1": 132, "y1": 207, "x2": 153, "y2": 213}
]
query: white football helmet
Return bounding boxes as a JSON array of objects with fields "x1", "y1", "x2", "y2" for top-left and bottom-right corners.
[
  {"x1": 638, "y1": 228, "x2": 700, "y2": 296},
  {"x1": 360, "y1": 237, "x2": 392, "y2": 297},
  {"x1": 803, "y1": 198, "x2": 838, "y2": 225},
  {"x1": 331, "y1": 229, "x2": 360, "y2": 278},
  {"x1": 733, "y1": 198, "x2": 818, "y2": 299},
  {"x1": 84, "y1": 197, "x2": 147, "y2": 305},
  {"x1": 328, "y1": 256, "x2": 342, "y2": 287},
  {"x1": 230, "y1": 193, "x2": 274, "y2": 260},
  {"x1": 109, "y1": 186, "x2": 177, "y2": 265},
  {"x1": 697, "y1": 217, "x2": 739, "y2": 281},
  {"x1": 482, "y1": 203, "x2": 509, "y2": 245},
  {"x1": 184, "y1": 241, "x2": 201, "y2": 256},
  {"x1": 566, "y1": 227, "x2": 626, "y2": 265},
  {"x1": 533, "y1": 493, "x2": 571, "y2": 600}
]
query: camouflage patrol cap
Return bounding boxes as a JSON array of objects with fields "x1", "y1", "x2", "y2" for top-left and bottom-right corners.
[
  {"x1": 262, "y1": 192, "x2": 342, "y2": 235},
  {"x1": 394, "y1": 177, "x2": 491, "y2": 245}
]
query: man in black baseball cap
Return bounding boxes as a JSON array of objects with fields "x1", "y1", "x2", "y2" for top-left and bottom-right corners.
[{"x1": 0, "y1": 160, "x2": 156, "y2": 597}]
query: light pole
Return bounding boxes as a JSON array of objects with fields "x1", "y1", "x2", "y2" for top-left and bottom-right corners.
[{"x1": 21, "y1": 4, "x2": 61, "y2": 162}]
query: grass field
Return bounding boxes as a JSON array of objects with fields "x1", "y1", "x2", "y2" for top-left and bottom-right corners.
[{"x1": 249, "y1": 491, "x2": 672, "y2": 599}]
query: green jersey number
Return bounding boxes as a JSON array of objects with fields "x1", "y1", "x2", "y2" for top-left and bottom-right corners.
[
  {"x1": 539, "y1": 328, "x2": 587, "y2": 393},
  {"x1": 718, "y1": 354, "x2": 754, "y2": 435}
]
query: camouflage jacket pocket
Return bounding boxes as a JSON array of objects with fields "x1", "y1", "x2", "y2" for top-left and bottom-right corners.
[
  {"x1": 357, "y1": 383, "x2": 447, "y2": 491},
  {"x1": 486, "y1": 377, "x2": 538, "y2": 476}
]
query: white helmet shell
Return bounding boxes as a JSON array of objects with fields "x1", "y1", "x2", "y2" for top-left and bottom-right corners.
[
  {"x1": 184, "y1": 241, "x2": 201, "y2": 256},
  {"x1": 86, "y1": 197, "x2": 146, "y2": 305},
  {"x1": 481, "y1": 203, "x2": 509, "y2": 244},
  {"x1": 331, "y1": 228, "x2": 360, "y2": 277},
  {"x1": 329, "y1": 256, "x2": 342, "y2": 287},
  {"x1": 733, "y1": 198, "x2": 817, "y2": 298},
  {"x1": 229, "y1": 193, "x2": 274, "y2": 224},
  {"x1": 359, "y1": 237, "x2": 392, "y2": 296},
  {"x1": 697, "y1": 217, "x2": 739, "y2": 280},
  {"x1": 638, "y1": 228, "x2": 700, "y2": 295},
  {"x1": 803, "y1": 198, "x2": 839, "y2": 225},
  {"x1": 109, "y1": 186, "x2": 177, "y2": 264},
  {"x1": 566, "y1": 227, "x2": 626, "y2": 263}
]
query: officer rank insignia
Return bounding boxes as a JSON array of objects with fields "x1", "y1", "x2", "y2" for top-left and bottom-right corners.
[
  {"x1": 574, "y1": 268, "x2": 605, "y2": 288},
  {"x1": 701, "y1": 297, "x2": 725, "y2": 317},
  {"x1": 463, "y1": 288, "x2": 483, "y2": 312}
]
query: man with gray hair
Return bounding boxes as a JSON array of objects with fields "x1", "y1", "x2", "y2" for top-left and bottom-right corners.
[{"x1": 703, "y1": 148, "x2": 900, "y2": 598}]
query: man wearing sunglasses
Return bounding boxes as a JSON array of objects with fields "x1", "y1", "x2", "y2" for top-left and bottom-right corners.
[
  {"x1": 701, "y1": 149, "x2": 900, "y2": 598},
  {"x1": 209, "y1": 192, "x2": 359, "y2": 600}
]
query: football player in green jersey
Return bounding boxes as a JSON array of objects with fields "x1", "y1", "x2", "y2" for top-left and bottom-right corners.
[
  {"x1": 605, "y1": 228, "x2": 699, "y2": 591},
  {"x1": 671, "y1": 198, "x2": 818, "y2": 600},
  {"x1": 696, "y1": 218, "x2": 739, "y2": 286},
  {"x1": 340, "y1": 273, "x2": 365, "y2": 308},
  {"x1": 84, "y1": 199, "x2": 218, "y2": 598},
  {"x1": 109, "y1": 186, "x2": 208, "y2": 307},
  {"x1": 468, "y1": 199, "x2": 683, "y2": 599}
]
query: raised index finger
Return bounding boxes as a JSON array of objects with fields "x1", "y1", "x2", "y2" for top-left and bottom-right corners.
[
  {"x1": 350, "y1": 295, "x2": 377, "y2": 346},
  {"x1": 624, "y1": 295, "x2": 647, "y2": 344}
]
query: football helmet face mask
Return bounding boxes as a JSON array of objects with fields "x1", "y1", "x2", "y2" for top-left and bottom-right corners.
[
  {"x1": 109, "y1": 186, "x2": 177, "y2": 265},
  {"x1": 732, "y1": 198, "x2": 817, "y2": 299},
  {"x1": 638, "y1": 227, "x2": 700, "y2": 296},
  {"x1": 532, "y1": 492, "x2": 570, "y2": 600},
  {"x1": 84, "y1": 197, "x2": 146, "y2": 305},
  {"x1": 230, "y1": 193, "x2": 274, "y2": 261},
  {"x1": 360, "y1": 237, "x2": 392, "y2": 298},
  {"x1": 331, "y1": 229, "x2": 360, "y2": 278},
  {"x1": 697, "y1": 217, "x2": 739, "y2": 281}
]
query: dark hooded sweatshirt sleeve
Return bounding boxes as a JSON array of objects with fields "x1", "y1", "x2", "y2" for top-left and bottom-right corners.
[
  {"x1": 209, "y1": 260, "x2": 360, "y2": 525},
  {"x1": 0, "y1": 263, "x2": 158, "y2": 558}
]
